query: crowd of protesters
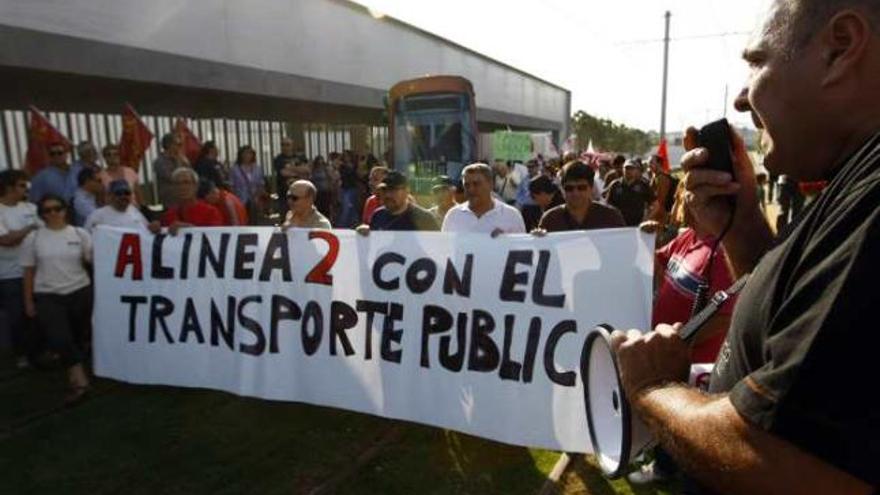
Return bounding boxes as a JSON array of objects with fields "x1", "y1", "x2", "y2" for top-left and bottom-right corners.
[
  {"x1": 1, "y1": 128, "x2": 784, "y2": 415},
  {"x1": 2, "y1": 1, "x2": 870, "y2": 492}
]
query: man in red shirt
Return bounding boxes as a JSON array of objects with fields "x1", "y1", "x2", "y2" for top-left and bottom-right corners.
[
  {"x1": 197, "y1": 180, "x2": 248, "y2": 226},
  {"x1": 161, "y1": 168, "x2": 222, "y2": 234},
  {"x1": 632, "y1": 208, "x2": 736, "y2": 484},
  {"x1": 651, "y1": 208, "x2": 736, "y2": 364}
]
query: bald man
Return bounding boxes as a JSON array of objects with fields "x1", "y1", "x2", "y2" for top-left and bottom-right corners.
[
  {"x1": 282, "y1": 180, "x2": 331, "y2": 229},
  {"x1": 611, "y1": 1, "x2": 880, "y2": 493}
]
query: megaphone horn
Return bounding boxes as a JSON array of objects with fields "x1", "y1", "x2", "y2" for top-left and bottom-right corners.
[{"x1": 581, "y1": 275, "x2": 749, "y2": 478}]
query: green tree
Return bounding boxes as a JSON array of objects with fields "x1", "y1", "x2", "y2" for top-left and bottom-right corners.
[{"x1": 570, "y1": 111, "x2": 657, "y2": 156}]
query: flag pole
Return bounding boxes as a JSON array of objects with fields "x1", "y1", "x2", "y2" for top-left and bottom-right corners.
[{"x1": 660, "y1": 11, "x2": 671, "y2": 142}]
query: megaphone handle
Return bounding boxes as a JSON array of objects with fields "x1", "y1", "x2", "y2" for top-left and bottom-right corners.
[{"x1": 678, "y1": 275, "x2": 750, "y2": 344}]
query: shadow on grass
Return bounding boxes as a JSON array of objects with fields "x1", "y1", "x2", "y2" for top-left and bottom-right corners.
[
  {"x1": 0, "y1": 372, "x2": 395, "y2": 495},
  {"x1": 1, "y1": 354, "x2": 553, "y2": 495}
]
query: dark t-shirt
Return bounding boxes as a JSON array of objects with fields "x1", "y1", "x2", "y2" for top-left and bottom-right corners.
[
  {"x1": 708, "y1": 132, "x2": 880, "y2": 485},
  {"x1": 370, "y1": 204, "x2": 440, "y2": 231},
  {"x1": 194, "y1": 158, "x2": 225, "y2": 188},
  {"x1": 273, "y1": 153, "x2": 295, "y2": 199},
  {"x1": 340, "y1": 163, "x2": 358, "y2": 190},
  {"x1": 538, "y1": 203, "x2": 626, "y2": 232},
  {"x1": 522, "y1": 192, "x2": 564, "y2": 231},
  {"x1": 606, "y1": 178, "x2": 654, "y2": 226}
]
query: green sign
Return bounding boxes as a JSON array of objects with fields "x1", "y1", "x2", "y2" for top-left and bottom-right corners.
[{"x1": 492, "y1": 132, "x2": 532, "y2": 161}]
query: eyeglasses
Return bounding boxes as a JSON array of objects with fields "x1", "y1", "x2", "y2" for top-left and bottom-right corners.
[
  {"x1": 564, "y1": 184, "x2": 591, "y2": 192},
  {"x1": 288, "y1": 194, "x2": 302, "y2": 202},
  {"x1": 113, "y1": 190, "x2": 132, "y2": 197},
  {"x1": 49, "y1": 150, "x2": 65, "y2": 157},
  {"x1": 42, "y1": 205, "x2": 66, "y2": 214}
]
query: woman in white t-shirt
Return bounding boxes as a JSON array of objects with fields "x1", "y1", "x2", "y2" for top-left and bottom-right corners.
[{"x1": 21, "y1": 194, "x2": 93, "y2": 404}]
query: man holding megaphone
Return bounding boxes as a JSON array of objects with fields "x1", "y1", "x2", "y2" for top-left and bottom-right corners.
[{"x1": 610, "y1": 1, "x2": 880, "y2": 494}]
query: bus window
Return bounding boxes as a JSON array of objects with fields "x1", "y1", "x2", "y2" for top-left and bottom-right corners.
[{"x1": 392, "y1": 92, "x2": 475, "y2": 195}]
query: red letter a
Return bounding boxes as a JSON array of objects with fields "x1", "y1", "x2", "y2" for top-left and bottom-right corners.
[{"x1": 114, "y1": 233, "x2": 143, "y2": 280}]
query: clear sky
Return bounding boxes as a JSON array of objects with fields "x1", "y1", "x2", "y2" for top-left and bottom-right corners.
[{"x1": 353, "y1": 0, "x2": 773, "y2": 136}]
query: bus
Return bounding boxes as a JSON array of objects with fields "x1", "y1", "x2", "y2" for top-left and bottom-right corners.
[{"x1": 388, "y1": 75, "x2": 478, "y2": 195}]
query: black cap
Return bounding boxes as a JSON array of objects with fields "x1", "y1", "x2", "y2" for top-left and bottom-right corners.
[{"x1": 378, "y1": 170, "x2": 408, "y2": 189}]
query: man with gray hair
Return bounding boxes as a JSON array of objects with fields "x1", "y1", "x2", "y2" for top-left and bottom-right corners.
[
  {"x1": 282, "y1": 180, "x2": 331, "y2": 230},
  {"x1": 442, "y1": 163, "x2": 525, "y2": 235},
  {"x1": 71, "y1": 141, "x2": 102, "y2": 185},
  {"x1": 160, "y1": 167, "x2": 222, "y2": 234},
  {"x1": 611, "y1": 1, "x2": 880, "y2": 493}
]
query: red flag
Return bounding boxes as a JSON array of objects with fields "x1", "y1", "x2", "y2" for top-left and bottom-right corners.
[
  {"x1": 174, "y1": 118, "x2": 202, "y2": 165},
  {"x1": 119, "y1": 103, "x2": 154, "y2": 172},
  {"x1": 23, "y1": 106, "x2": 71, "y2": 175},
  {"x1": 799, "y1": 181, "x2": 827, "y2": 196},
  {"x1": 657, "y1": 138, "x2": 671, "y2": 173}
]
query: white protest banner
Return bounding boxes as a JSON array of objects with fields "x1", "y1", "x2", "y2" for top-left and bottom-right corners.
[{"x1": 93, "y1": 227, "x2": 653, "y2": 453}]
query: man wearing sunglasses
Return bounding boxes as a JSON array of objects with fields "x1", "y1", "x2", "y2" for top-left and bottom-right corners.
[
  {"x1": 28, "y1": 142, "x2": 77, "y2": 204},
  {"x1": 84, "y1": 180, "x2": 159, "y2": 234},
  {"x1": 282, "y1": 180, "x2": 331, "y2": 230},
  {"x1": 538, "y1": 161, "x2": 624, "y2": 232}
]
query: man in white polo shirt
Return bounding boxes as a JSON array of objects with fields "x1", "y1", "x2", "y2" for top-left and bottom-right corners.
[
  {"x1": 442, "y1": 163, "x2": 525, "y2": 236},
  {"x1": 85, "y1": 179, "x2": 160, "y2": 234}
]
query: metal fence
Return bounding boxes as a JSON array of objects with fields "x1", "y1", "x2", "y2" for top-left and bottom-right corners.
[{"x1": 0, "y1": 108, "x2": 390, "y2": 193}]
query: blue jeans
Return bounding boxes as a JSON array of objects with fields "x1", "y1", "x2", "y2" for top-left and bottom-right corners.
[{"x1": 337, "y1": 188, "x2": 359, "y2": 228}]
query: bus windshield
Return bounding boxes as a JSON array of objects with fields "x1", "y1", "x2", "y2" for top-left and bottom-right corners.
[{"x1": 393, "y1": 92, "x2": 475, "y2": 194}]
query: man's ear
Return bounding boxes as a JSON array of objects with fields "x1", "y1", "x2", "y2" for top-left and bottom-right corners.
[{"x1": 820, "y1": 10, "x2": 871, "y2": 87}]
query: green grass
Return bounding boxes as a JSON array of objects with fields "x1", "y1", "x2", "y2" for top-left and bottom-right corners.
[{"x1": 0, "y1": 354, "x2": 677, "y2": 494}]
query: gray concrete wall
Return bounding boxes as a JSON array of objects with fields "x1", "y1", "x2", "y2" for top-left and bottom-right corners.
[{"x1": 0, "y1": 0, "x2": 569, "y2": 133}]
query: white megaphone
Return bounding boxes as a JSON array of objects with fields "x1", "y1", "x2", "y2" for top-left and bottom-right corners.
[{"x1": 581, "y1": 276, "x2": 748, "y2": 478}]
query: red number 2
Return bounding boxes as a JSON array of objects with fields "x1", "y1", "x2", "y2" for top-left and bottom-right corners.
[{"x1": 305, "y1": 231, "x2": 339, "y2": 285}]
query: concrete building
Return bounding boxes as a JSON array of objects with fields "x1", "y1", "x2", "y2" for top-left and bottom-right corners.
[{"x1": 0, "y1": 0, "x2": 571, "y2": 194}]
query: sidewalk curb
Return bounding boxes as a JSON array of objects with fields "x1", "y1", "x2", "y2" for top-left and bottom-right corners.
[{"x1": 537, "y1": 452, "x2": 576, "y2": 495}]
